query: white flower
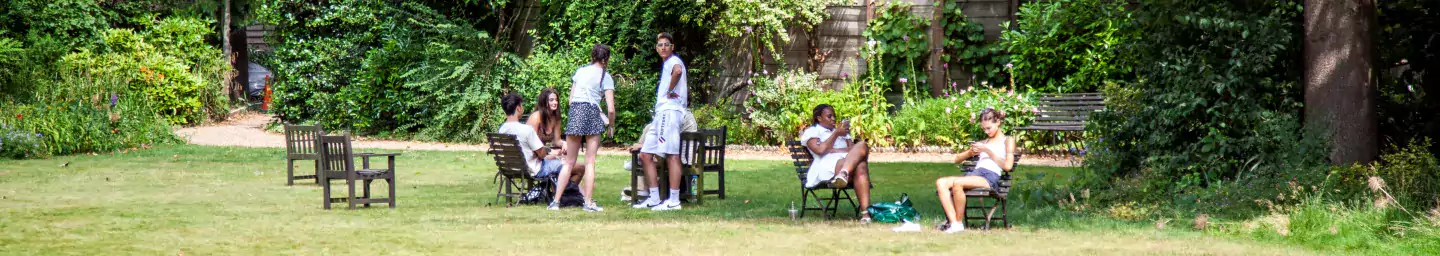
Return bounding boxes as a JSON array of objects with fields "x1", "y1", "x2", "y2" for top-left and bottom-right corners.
[
  {"x1": 945, "y1": 107, "x2": 952, "y2": 114},
  {"x1": 965, "y1": 101, "x2": 971, "y2": 108},
  {"x1": 981, "y1": 81, "x2": 989, "y2": 86}
]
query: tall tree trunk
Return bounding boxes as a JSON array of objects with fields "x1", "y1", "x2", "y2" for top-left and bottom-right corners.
[
  {"x1": 1303, "y1": 0, "x2": 1379, "y2": 165},
  {"x1": 927, "y1": 0, "x2": 945, "y2": 97},
  {"x1": 222, "y1": 0, "x2": 234, "y2": 101}
]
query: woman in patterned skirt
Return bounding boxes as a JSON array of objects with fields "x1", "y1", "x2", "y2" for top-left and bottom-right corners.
[{"x1": 549, "y1": 44, "x2": 616, "y2": 212}]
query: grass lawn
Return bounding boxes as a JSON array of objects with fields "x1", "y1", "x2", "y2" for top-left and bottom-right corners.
[{"x1": 0, "y1": 145, "x2": 1331, "y2": 255}]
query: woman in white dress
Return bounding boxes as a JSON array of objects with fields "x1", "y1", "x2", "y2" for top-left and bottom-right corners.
[{"x1": 799, "y1": 104, "x2": 874, "y2": 223}]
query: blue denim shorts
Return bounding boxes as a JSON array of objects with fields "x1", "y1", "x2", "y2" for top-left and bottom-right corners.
[
  {"x1": 536, "y1": 159, "x2": 564, "y2": 179},
  {"x1": 965, "y1": 168, "x2": 1001, "y2": 189}
]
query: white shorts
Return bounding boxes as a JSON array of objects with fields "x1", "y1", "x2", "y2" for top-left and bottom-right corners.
[{"x1": 641, "y1": 110, "x2": 683, "y2": 155}]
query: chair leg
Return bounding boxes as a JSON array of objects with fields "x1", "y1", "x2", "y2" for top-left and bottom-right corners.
[
  {"x1": 322, "y1": 178, "x2": 331, "y2": 210},
  {"x1": 388, "y1": 177, "x2": 397, "y2": 208},
  {"x1": 717, "y1": 169, "x2": 726, "y2": 199},
  {"x1": 1001, "y1": 198, "x2": 1009, "y2": 228},
  {"x1": 363, "y1": 179, "x2": 373, "y2": 208},
  {"x1": 287, "y1": 159, "x2": 296, "y2": 186},
  {"x1": 347, "y1": 178, "x2": 358, "y2": 210},
  {"x1": 799, "y1": 188, "x2": 809, "y2": 218}
]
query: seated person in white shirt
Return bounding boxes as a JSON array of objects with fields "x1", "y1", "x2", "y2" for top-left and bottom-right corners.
[
  {"x1": 496, "y1": 93, "x2": 573, "y2": 182},
  {"x1": 799, "y1": 104, "x2": 873, "y2": 223}
]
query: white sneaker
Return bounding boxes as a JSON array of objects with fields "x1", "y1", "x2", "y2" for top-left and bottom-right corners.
[
  {"x1": 632, "y1": 198, "x2": 661, "y2": 209},
  {"x1": 583, "y1": 202, "x2": 604, "y2": 212},
  {"x1": 651, "y1": 200, "x2": 682, "y2": 211},
  {"x1": 547, "y1": 201, "x2": 559, "y2": 211},
  {"x1": 892, "y1": 220, "x2": 922, "y2": 232},
  {"x1": 943, "y1": 223, "x2": 965, "y2": 233}
]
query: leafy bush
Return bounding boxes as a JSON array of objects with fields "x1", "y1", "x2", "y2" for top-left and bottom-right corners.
[
  {"x1": 940, "y1": 3, "x2": 1009, "y2": 88},
  {"x1": 694, "y1": 100, "x2": 773, "y2": 145},
  {"x1": 863, "y1": 2, "x2": 930, "y2": 98},
  {"x1": 1001, "y1": 0, "x2": 1134, "y2": 93},
  {"x1": 0, "y1": 0, "x2": 112, "y2": 49},
  {"x1": 60, "y1": 19, "x2": 230, "y2": 126},
  {"x1": 1081, "y1": 0, "x2": 1325, "y2": 210},
  {"x1": 744, "y1": 69, "x2": 893, "y2": 145},
  {"x1": 891, "y1": 88, "x2": 1037, "y2": 149},
  {"x1": 0, "y1": 70, "x2": 180, "y2": 159}
]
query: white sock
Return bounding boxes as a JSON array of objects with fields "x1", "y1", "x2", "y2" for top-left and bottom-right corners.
[
  {"x1": 668, "y1": 189, "x2": 681, "y2": 203},
  {"x1": 647, "y1": 188, "x2": 660, "y2": 202}
]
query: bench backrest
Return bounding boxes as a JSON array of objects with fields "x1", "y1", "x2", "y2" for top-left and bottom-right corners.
[
  {"x1": 785, "y1": 140, "x2": 813, "y2": 184},
  {"x1": 317, "y1": 134, "x2": 355, "y2": 179},
  {"x1": 691, "y1": 127, "x2": 726, "y2": 171},
  {"x1": 1022, "y1": 93, "x2": 1105, "y2": 131},
  {"x1": 284, "y1": 125, "x2": 324, "y2": 157},
  {"x1": 486, "y1": 133, "x2": 531, "y2": 179}
]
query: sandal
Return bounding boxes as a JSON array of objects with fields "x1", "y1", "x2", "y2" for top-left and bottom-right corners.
[
  {"x1": 830, "y1": 170, "x2": 850, "y2": 188},
  {"x1": 860, "y1": 214, "x2": 872, "y2": 224}
]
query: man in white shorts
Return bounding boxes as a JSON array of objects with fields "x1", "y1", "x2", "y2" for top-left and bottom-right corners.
[{"x1": 635, "y1": 32, "x2": 689, "y2": 211}]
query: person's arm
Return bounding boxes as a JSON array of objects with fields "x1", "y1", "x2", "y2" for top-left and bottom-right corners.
[
  {"x1": 952, "y1": 149, "x2": 979, "y2": 164},
  {"x1": 525, "y1": 113, "x2": 544, "y2": 137},
  {"x1": 604, "y1": 89, "x2": 616, "y2": 137},
  {"x1": 666, "y1": 64, "x2": 683, "y2": 99},
  {"x1": 805, "y1": 130, "x2": 845, "y2": 156}
]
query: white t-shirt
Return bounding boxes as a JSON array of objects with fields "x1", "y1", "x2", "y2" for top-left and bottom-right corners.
[
  {"x1": 497, "y1": 122, "x2": 545, "y2": 175},
  {"x1": 654, "y1": 55, "x2": 687, "y2": 112},
  {"x1": 570, "y1": 64, "x2": 615, "y2": 105},
  {"x1": 799, "y1": 125, "x2": 851, "y2": 159}
]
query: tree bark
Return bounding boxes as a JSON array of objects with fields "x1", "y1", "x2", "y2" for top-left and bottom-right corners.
[
  {"x1": 1303, "y1": 0, "x2": 1379, "y2": 165},
  {"x1": 222, "y1": 0, "x2": 234, "y2": 101},
  {"x1": 927, "y1": 0, "x2": 946, "y2": 97}
]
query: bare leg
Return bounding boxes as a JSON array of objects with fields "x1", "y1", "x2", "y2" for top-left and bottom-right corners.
[
  {"x1": 853, "y1": 161, "x2": 871, "y2": 215},
  {"x1": 936, "y1": 176, "x2": 961, "y2": 224},
  {"x1": 840, "y1": 142, "x2": 871, "y2": 211},
  {"x1": 640, "y1": 152, "x2": 659, "y2": 190},
  {"x1": 950, "y1": 176, "x2": 994, "y2": 225},
  {"x1": 552, "y1": 136, "x2": 583, "y2": 203},
  {"x1": 581, "y1": 135, "x2": 602, "y2": 204},
  {"x1": 666, "y1": 154, "x2": 682, "y2": 192}
]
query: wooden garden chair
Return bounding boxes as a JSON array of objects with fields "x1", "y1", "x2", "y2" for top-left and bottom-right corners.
[
  {"x1": 627, "y1": 127, "x2": 728, "y2": 205},
  {"x1": 959, "y1": 152, "x2": 1023, "y2": 229},
  {"x1": 318, "y1": 134, "x2": 399, "y2": 210},
  {"x1": 786, "y1": 140, "x2": 860, "y2": 219},
  {"x1": 283, "y1": 124, "x2": 324, "y2": 185},
  {"x1": 486, "y1": 133, "x2": 536, "y2": 207}
]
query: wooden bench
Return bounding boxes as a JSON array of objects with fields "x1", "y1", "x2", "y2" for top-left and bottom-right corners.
[
  {"x1": 628, "y1": 127, "x2": 727, "y2": 205},
  {"x1": 486, "y1": 133, "x2": 536, "y2": 207},
  {"x1": 283, "y1": 125, "x2": 324, "y2": 185},
  {"x1": 318, "y1": 134, "x2": 399, "y2": 210},
  {"x1": 786, "y1": 140, "x2": 860, "y2": 219},
  {"x1": 959, "y1": 153, "x2": 1022, "y2": 229},
  {"x1": 1017, "y1": 93, "x2": 1104, "y2": 161}
]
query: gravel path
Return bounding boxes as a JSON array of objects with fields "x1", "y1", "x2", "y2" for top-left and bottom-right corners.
[{"x1": 175, "y1": 113, "x2": 1077, "y2": 166}]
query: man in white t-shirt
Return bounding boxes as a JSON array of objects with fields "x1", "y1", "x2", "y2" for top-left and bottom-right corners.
[
  {"x1": 636, "y1": 32, "x2": 690, "y2": 211},
  {"x1": 496, "y1": 93, "x2": 564, "y2": 179}
]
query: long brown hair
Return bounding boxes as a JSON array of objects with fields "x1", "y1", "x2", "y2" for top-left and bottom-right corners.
[{"x1": 536, "y1": 87, "x2": 560, "y2": 136}]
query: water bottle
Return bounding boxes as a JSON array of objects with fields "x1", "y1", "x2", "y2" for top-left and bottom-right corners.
[{"x1": 688, "y1": 175, "x2": 698, "y2": 196}]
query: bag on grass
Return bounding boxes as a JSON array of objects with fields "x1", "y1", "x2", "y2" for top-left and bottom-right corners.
[{"x1": 866, "y1": 193, "x2": 920, "y2": 223}]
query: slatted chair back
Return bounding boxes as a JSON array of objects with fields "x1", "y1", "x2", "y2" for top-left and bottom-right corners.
[
  {"x1": 1019, "y1": 93, "x2": 1105, "y2": 131},
  {"x1": 697, "y1": 127, "x2": 725, "y2": 172},
  {"x1": 786, "y1": 140, "x2": 813, "y2": 184},
  {"x1": 284, "y1": 125, "x2": 324, "y2": 158},
  {"x1": 317, "y1": 134, "x2": 355, "y2": 181},
  {"x1": 486, "y1": 133, "x2": 531, "y2": 179}
]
